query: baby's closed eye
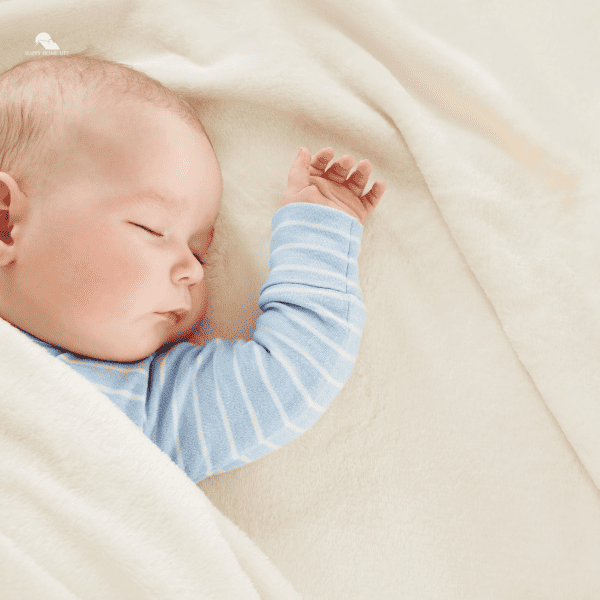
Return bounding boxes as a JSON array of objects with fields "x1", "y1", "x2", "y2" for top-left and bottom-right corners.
[
  {"x1": 131, "y1": 222, "x2": 162, "y2": 237},
  {"x1": 130, "y1": 222, "x2": 206, "y2": 265}
]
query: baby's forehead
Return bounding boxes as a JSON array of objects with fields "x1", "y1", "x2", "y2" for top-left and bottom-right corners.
[
  {"x1": 56, "y1": 101, "x2": 166, "y2": 187},
  {"x1": 52, "y1": 97, "x2": 221, "y2": 210}
]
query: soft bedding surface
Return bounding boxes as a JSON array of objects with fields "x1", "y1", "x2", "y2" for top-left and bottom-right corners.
[{"x1": 1, "y1": 0, "x2": 599, "y2": 598}]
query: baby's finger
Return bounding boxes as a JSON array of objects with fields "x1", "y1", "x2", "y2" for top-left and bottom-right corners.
[
  {"x1": 286, "y1": 147, "x2": 312, "y2": 193},
  {"x1": 346, "y1": 160, "x2": 372, "y2": 197},
  {"x1": 308, "y1": 147, "x2": 335, "y2": 176},
  {"x1": 324, "y1": 155, "x2": 355, "y2": 184},
  {"x1": 362, "y1": 180, "x2": 386, "y2": 211}
]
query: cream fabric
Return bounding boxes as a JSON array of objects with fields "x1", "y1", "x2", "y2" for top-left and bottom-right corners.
[{"x1": 1, "y1": 0, "x2": 599, "y2": 597}]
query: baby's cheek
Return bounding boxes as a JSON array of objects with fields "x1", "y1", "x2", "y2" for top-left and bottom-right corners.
[
  {"x1": 193, "y1": 279, "x2": 209, "y2": 320},
  {"x1": 78, "y1": 242, "x2": 148, "y2": 316}
]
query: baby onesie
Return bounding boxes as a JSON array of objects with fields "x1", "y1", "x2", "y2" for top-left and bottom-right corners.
[{"x1": 24, "y1": 202, "x2": 366, "y2": 483}]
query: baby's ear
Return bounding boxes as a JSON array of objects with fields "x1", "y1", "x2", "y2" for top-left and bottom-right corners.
[
  {"x1": 0, "y1": 173, "x2": 29, "y2": 263},
  {"x1": 0, "y1": 178, "x2": 9, "y2": 209},
  {"x1": 0, "y1": 178, "x2": 12, "y2": 244}
]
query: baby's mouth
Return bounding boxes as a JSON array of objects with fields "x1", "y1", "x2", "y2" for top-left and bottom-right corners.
[
  {"x1": 157, "y1": 311, "x2": 185, "y2": 325},
  {"x1": 157, "y1": 304, "x2": 191, "y2": 323}
]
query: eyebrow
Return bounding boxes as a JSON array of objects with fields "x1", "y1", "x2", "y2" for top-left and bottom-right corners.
[
  {"x1": 129, "y1": 190, "x2": 177, "y2": 209},
  {"x1": 129, "y1": 189, "x2": 222, "y2": 221}
]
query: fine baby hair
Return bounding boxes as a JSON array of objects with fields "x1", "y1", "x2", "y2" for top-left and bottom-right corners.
[{"x1": 0, "y1": 49, "x2": 211, "y2": 203}]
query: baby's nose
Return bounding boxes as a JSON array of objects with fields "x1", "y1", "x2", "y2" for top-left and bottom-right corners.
[
  {"x1": 174, "y1": 253, "x2": 204, "y2": 285},
  {"x1": 187, "y1": 257, "x2": 204, "y2": 284}
]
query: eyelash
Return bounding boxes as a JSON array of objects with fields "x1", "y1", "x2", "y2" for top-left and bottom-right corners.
[{"x1": 132, "y1": 223, "x2": 205, "y2": 265}]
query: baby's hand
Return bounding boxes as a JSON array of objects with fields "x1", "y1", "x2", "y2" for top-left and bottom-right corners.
[{"x1": 282, "y1": 147, "x2": 386, "y2": 225}]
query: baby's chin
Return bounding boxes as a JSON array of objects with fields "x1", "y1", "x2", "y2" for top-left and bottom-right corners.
[
  {"x1": 65, "y1": 312, "x2": 206, "y2": 363},
  {"x1": 69, "y1": 330, "x2": 182, "y2": 364},
  {"x1": 154, "y1": 313, "x2": 206, "y2": 353},
  {"x1": 157, "y1": 327, "x2": 196, "y2": 351},
  {"x1": 74, "y1": 339, "x2": 159, "y2": 363}
]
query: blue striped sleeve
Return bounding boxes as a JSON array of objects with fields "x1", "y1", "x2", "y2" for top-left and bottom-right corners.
[{"x1": 144, "y1": 202, "x2": 366, "y2": 483}]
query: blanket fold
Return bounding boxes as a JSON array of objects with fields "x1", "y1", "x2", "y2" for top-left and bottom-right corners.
[{"x1": 0, "y1": 317, "x2": 301, "y2": 599}]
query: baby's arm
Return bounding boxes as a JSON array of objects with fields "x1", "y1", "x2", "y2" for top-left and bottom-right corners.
[{"x1": 144, "y1": 149, "x2": 385, "y2": 483}]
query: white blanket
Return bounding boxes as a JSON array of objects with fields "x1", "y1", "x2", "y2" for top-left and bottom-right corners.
[{"x1": 1, "y1": 0, "x2": 600, "y2": 597}]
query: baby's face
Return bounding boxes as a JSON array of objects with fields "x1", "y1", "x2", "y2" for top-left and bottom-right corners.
[{"x1": 2, "y1": 101, "x2": 222, "y2": 362}]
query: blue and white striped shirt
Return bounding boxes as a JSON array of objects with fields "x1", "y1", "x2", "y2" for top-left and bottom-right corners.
[{"x1": 24, "y1": 203, "x2": 366, "y2": 483}]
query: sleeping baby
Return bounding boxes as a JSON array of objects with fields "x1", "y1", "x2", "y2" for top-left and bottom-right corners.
[{"x1": 0, "y1": 52, "x2": 385, "y2": 483}]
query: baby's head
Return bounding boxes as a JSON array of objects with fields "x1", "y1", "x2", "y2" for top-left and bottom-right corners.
[{"x1": 0, "y1": 51, "x2": 222, "y2": 362}]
